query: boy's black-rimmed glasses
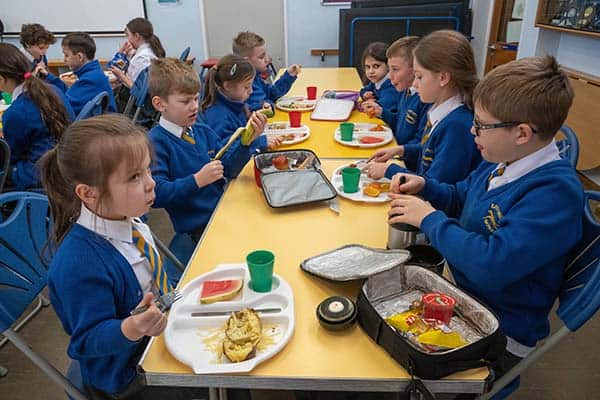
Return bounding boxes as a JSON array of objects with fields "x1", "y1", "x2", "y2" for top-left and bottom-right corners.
[{"x1": 472, "y1": 119, "x2": 538, "y2": 137}]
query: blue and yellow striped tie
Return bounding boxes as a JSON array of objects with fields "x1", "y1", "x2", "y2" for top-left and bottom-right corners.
[
  {"x1": 487, "y1": 166, "x2": 506, "y2": 187},
  {"x1": 181, "y1": 128, "x2": 196, "y2": 145},
  {"x1": 132, "y1": 226, "x2": 172, "y2": 295},
  {"x1": 420, "y1": 119, "x2": 433, "y2": 145}
]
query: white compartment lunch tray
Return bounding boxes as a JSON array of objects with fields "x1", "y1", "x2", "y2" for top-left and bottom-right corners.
[{"x1": 165, "y1": 264, "x2": 295, "y2": 374}]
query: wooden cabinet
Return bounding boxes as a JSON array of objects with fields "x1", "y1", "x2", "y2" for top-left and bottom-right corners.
[{"x1": 536, "y1": 0, "x2": 600, "y2": 38}]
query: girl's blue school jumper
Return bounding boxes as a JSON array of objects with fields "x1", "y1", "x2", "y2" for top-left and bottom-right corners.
[
  {"x1": 46, "y1": 60, "x2": 117, "y2": 116},
  {"x1": 385, "y1": 105, "x2": 481, "y2": 183},
  {"x1": 48, "y1": 224, "x2": 145, "y2": 394},
  {"x1": 360, "y1": 78, "x2": 398, "y2": 114},
  {"x1": 246, "y1": 70, "x2": 296, "y2": 111},
  {"x1": 201, "y1": 90, "x2": 268, "y2": 151},
  {"x1": 420, "y1": 159, "x2": 583, "y2": 348},
  {"x1": 2, "y1": 88, "x2": 75, "y2": 190},
  {"x1": 149, "y1": 122, "x2": 254, "y2": 234},
  {"x1": 381, "y1": 89, "x2": 430, "y2": 145}
]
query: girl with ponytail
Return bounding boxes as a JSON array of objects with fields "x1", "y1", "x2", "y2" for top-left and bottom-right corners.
[
  {"x1": 39, "y1": 114, "x2": 173, "y2": 398},
  {"x1": 200, "y1": 54, "x2": 280, "y2": 151},
  {"x1": 0, "y1": 43, "x2": 74, "y2": 190},
  {"x1": 110, "y1": 17, "x2": 165, "y2": 89}
]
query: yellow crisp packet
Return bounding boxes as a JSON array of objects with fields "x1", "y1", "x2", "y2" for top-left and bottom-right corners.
[
  {"x1": 417, "y1": 329, "x2": 466, "y2": 349},
  {"x1": 386, "y1": 311, "x2": 428, "y2": 334}
]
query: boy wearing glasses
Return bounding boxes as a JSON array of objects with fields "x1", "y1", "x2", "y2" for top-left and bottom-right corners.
[{"x1": 387, "y1": 56, "x2": 583, "y2": 398}]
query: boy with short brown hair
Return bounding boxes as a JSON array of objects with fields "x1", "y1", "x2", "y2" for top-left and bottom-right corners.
[
  {"x1": 19, "y1": 23, "x2": 56, "y2": 69},
  {"x1": 232, "y1": 30, "x2": 300, "y2": 111}
]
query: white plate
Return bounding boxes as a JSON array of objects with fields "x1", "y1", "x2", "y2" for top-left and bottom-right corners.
[
  {"x1": 334, "y1": 123, "x2": 393, "y2": 148},
  {"x1": 165, "y1": 264, "x2": 294, "y2": 374},
  {"x1": 264, "y1": 122, "x2": 310, "y2": 145},
  {"x1": 331, "y1": 162, "x2": 391, "y2": 203},
  {"x1": 310, "y1": 98, "x2": 355, "y2": 121},
  {"x1": 275, "y1": 96, "x2": 317, "y2": 112}
]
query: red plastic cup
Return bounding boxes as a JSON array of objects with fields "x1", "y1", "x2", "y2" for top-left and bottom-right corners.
[
  {"x1": 422, "y1": 293, "x2": 456, "y2": 324},
  {"x1": 289, "y1": 111, "x2": 302, "y2": 128},
  {"x1": 306, "y1": 86, "x2": 317, "y2": 100},
  {"x1": 253, "y1": 158, "x2": 263, "y2": 188}
]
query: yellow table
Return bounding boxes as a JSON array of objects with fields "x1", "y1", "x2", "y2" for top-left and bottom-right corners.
[
  {"x1": 268, "y1": 68, "x2": 396, "y2": 158},
  {"x1": 140, "y1": 159, "x2": 489, "y2": 396}
]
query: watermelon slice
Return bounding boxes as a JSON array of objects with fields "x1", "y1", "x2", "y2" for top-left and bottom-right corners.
[{"x1": 199, "y1": 279, "x2": 243, "y2": 304}]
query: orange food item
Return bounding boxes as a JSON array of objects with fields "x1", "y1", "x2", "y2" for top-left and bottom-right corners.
[
  {"x1": 272, "y1": 155, "x2": 289, "y2": 170},
  {"x1": 369, "y1": 124, "x2": 385, "y2": 132},
  {"x1": 363, "y1": 185, "x2": 381, "y2": 197},
  {"x1": 367, "y1": 109, "x2": 376, "y2": 118}
]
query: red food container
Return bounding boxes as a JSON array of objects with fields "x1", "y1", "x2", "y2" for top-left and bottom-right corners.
[
  {"x1": 422, "y1": 293, "x2": 456, "y2": 324},
  {"x1": 253, "y1": 158, "x2": 263, "y2": 188}
]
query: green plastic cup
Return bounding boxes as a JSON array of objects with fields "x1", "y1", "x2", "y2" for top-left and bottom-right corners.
[
  {"x1": 340, "y1": 122, "x2": 354, "y2": 141},
  {"x1": 341, "y1": 167, "x2": 361, "y2": 193},
  {"x1": 246, "y1": 250, "x2": 275, "y2": 292},
  {"x1": 1, "y1": 92, "x2": 12, "y2": 105}
]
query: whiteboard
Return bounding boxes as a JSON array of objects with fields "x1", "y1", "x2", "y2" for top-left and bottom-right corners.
[{"x1": 1, "y1": 0, "x2": 147, "y2": 34}]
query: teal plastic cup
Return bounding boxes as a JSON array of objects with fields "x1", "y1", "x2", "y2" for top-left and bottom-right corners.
[
  {"x1": 340, "y1": 122, "x2": 354, "y2": 141},
  {"x1": 342, "y1": 167, "x2": 361, "y2": 193},
  {"x1": 1, "y1": 92, "x2": 12, "y2": 105},
  {"x1": 246, "y1": 250, "x2": 275, "y2": 292}
]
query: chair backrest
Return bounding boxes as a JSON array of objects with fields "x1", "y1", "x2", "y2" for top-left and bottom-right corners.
[
  {"x1": 0, "y1": 138, "x2": 10, "y2": 193},
  {"x1": 557, "y1": 190, "x2": 600, "y2": 330},
  {"x1": 0, "y1": 191, "x2": 50, "y2": 331},
  {"x1": 130, "y1": 67, "x2": 151, "y2": 109},
  {"x1": 556, "y1": 125, "x2": 579, "y2": 168},
  {"x1": 179, "y1": 46, "x2": 191, "y2": 62},
  {"x1": 74, "y1": 91, "x2": 110, "y2": 121}
]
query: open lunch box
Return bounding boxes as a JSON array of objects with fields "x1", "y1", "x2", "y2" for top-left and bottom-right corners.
[
  {"x1": 254, "y1": 149, "x2": 337, "y2": 208},
  {"x1": 301, "y1": 245, "x2": 506, "y2": 381}
]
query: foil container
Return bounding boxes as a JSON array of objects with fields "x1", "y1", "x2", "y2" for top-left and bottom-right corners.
[
  {"x1": 363, "y1": 265, "x2": 499, "y2": 353},
  {"x1": 256, "y1": 150, "x2": 336, "y2": 208},
  {"x1": 301, "y1": 245, "x2": 411, "y2": 281}
]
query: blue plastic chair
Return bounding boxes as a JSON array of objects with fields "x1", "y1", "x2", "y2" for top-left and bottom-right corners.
[
  {"x1": 179, "y1": 46, "x2": 191, "y2": 62},
  {"x1": 0, "y1": 138, "x2": 10, "y2": 193},
  {"x1": 477, "y1": 190, "x2": 600, "y2": 399},
  {"x1": 0, "y1": 192, "x2": 88, "y2": 399},
  {"x1": 556, "y1": 125, "x2": 579, "y2": 168},
  {"x1": 123, "y1": 67, "x2": 157, "y2": 125},
  {"x1": 74, "y1": 91, "x2": 110, "y2": 121}
]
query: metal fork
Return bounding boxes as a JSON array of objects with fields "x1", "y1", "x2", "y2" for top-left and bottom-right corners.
[{"x1": 130, "y1": 289, "x2": 182, "y2": 315}]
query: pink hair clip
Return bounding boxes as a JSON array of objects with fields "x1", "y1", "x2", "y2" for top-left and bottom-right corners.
[{"x1": 23, "y1": 72, "x2": 33, "y2": 79}]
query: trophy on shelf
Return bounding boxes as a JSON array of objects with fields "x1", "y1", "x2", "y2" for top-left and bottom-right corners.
[{"x1": 578, "y1": 1, "x2": 600, "y2": 29}]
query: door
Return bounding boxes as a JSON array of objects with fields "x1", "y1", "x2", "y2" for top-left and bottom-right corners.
[
  {"x1": 201, "y1": 0, "x2": 286, "y2": 68},
  {"x1": 485, "y1": 0, "x2": 526, "y2": 73}
]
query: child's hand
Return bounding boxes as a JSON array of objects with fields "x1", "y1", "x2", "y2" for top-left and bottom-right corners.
[
  {"x1": 267, "y1": 135, "x2": 282, "y2": 150},
  {"x1": 288, "y1": 64, "x2": 302, "y2": 77},
  {"x1": 388, "y1": 194, "x2": 435, "y2": 228},
  {"x1": 118, "y1": 40, "x2": 133, "y2": 54},
  {"x1": 390, "y1": 173, "x2": 425, "y2": 194},
  {"x1": 122, "y1": 293, "x2": 167, "y2": 341},
  {"x1": 33, "y1": 63, "x2": 48, "y2": 78},
  {"x1": 362, "y1": 91, "x2": 375, "y2": 101},
  {"x1": 248, "y1": 111, "x2": 268, "y2": 142},
  {"x1": 361, "y1": 100, "x2": 382, "y2": 118},
  {"x1": 369, "y1": 146, "x2": 403, "y2": 163},
  {"x1": 194, "y1": 160, "x2": 224, "y2": 187},
  {"x1": 364, "y1": 161, "x2": 390, "y2": 180},
  {"x1": 110, "y1": 66, "x2": 127, "y2": 82}
]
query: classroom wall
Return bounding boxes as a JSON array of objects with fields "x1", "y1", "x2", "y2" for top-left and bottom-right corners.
[{"x1": 518, "y1": 0, "x2": 600, "y2": 77}]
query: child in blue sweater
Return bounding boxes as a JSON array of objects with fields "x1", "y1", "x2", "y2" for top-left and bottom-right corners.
[
  {"x1": 359, "y1": 42, "x2": 398, "y2": 113},
  {"x1": 362, "y1": 36, "x2": 430, "y2": 145},
  {"x1": 232, "y1": 31, "x2": 300, "y2": 111},
  {"x1": 200, "y1": 54, "x2": 281, "y2": 152},
  {"x1": 0, "y1": 43, "x2": 74, "y2": 190},
  {"x1": 149, "y1": 58, "x2": 266, "y2": 264},
  {"x1": 19, "y1": 23, "x2": 55, "y2": 70},
  {"x1": 42, "y1": 32, "x2": 117, "y2": 117},
  {"x1": 388, "y1": 55, "x2": 583, "y2": 399},
  {"x1": 365, "y1": 30, "x2": 481, "y2": 184},
  {"x1": 39, "y1": 114, "x2": 192, "y2": 399}
]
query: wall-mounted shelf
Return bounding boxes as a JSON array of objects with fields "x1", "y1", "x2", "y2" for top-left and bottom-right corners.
[{"x1": 535, "y1": 0, "x2": 600, "y2": 39}]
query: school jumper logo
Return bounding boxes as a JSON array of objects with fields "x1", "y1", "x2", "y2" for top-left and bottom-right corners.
[
  {"x1": 405, "y1": 109, "x2": 417, "y2": 124},
  {"x1": 483, "y1": 203, "x2": 504, "y2": 232}
]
